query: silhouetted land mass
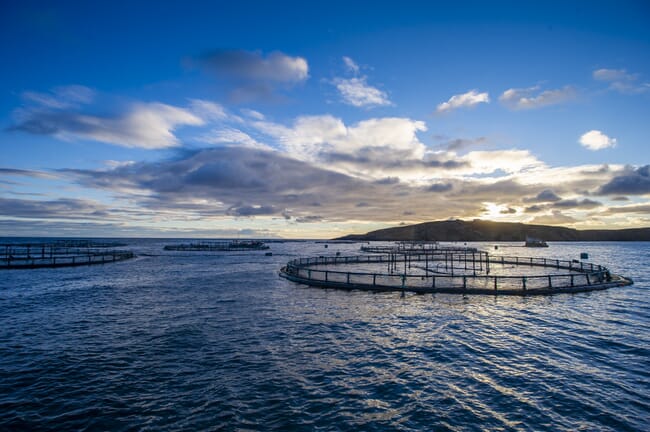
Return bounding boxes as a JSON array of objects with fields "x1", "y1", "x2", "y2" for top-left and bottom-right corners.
[{"x1": 336, "y1": 219, "x2": 650, "y2": 242}]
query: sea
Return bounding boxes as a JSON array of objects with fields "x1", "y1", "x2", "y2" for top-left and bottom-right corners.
[{"x1": 1, "y1": 239, "x2": 649, "y2": 431}]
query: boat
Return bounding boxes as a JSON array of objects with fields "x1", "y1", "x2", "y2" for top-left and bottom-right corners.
[{"x1": 525, "y1": 237, "x2": 548, "y2": 247}]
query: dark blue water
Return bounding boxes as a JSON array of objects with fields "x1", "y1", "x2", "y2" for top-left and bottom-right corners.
[{"x1": 1, "y1": 240, "x2": 649, "y2": 431}]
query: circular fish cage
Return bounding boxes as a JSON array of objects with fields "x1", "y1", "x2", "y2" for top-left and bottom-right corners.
[
  {"x1": 361, "y1": 241, "x2": 478, "y2": 254},
  {"x1": 163, "y1": 240, "x2": 270, "y2": 251},
  {"x1": 279, "y1": 250, "x2": 633, "y2": 295},
  {"x1": 1, "y1": 242, "x2": 135, "y2": 270}
]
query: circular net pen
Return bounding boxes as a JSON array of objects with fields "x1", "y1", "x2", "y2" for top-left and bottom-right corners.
[
  {"x1": 280, "y1": 251, "x2": 633, "y2": 295},
  {"x1": 361, "y1": 241, "x2": 478, "y2": 254},
  {"x1": 163, "y1": 240, "x2": 270, "y2": 251},
  {"x1": 1, "y1": 242, "x2": 135, "y2": 270}
]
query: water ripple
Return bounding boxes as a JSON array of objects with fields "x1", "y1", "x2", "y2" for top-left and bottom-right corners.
[{"x1": 1, "y1": 240, "x2": 649, "y2": 430}]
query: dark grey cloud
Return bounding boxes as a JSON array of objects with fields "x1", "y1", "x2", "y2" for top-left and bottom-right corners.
[
  {"x1": 439, "y1": 136, "x2": 487, "y2": 152},
  {"x1": 598, "y1": 165, "x2": 650, "y2": 195},
  {"x1": 524, "y1": 189, "x2": 562, "y2": 203},
  {"x1": 228, "y1": 204, "x2": 276, "y2": 217},
  {"x1": 61, "y1": 146, "x2": 485, "y2": 224},
  {"x1": 600, "y1": 204, "x2": 650, "y2": 215},
  {"x1": 553, "y1": 198, "x2": 602, "y2": 209},
  {"x1": 523, "y1": 197, "x2": 602, "y2": 213},
  {"x1": 500, "y1": 207, "x2": 517, "y2": 214},
  {"x1": 451, "y1": 178, "x2": 536, "y2": 200},
  {"x1": 530, "y1": 211, "x2": 578, "y2": 225},
  {"x1": 525, "y1": 205, "x2": 544, "y2": 213},
  {"x1": 427, "y1": 183, "x2": 453, "y2": 193},
  {"x1": 0, "y1": 197, "x2": 112, "y2": 220},
  {"x1": 192, "y1": 50, "x2": 308, "y2": 102},
  {"x1": 321, "y1": 148, "x2": 467, "y2": 171},
  {"x1": 374, "y1": 176, "x2": 400, "y2": 185},
  {"x1": 0, "y1": 219, "x2": 276, "y2": 238},
  {"x1": 0, "y1": 168, "x2": 55, "y2": 179},
  {"x1": 295, "y1": 215, "x2": 323, "y2": 223},
  {"x1": 66, "y1": 147, "x2": 379, "y2": 219},
  {"x1": 53, "y1": 146, "x2": 641, "y2": 228},
  {"x1": 197, "y1": 50, "x2": 308, "y2": 82}
]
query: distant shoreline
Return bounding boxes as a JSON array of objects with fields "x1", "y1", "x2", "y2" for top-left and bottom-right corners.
[{"x1": 336, "y1": 219, "x2": 650, "y2": 242}]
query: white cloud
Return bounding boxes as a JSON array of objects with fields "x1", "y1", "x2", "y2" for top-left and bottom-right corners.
[
  {"x1": 499, "y1": 85, "x2": 575, "y2": 110},
  {"x1": 579, "y1": 130, "x2": 617, "y2": 151},
  {"x1": 253, "y1": 115, "x2": 426, "y2": 169},
  {"x1": 198, "y1": 50, "x2": 308, "y2": 83},
  {"x1": 253, "y1": 115, "x2": 347, "y2": 160},
  {"x1": 258, "y1": 52, "x2": 309, "y2": 82},
  {"x1": 197, "y1": 127, "x2": 269, "y2": 149},
  {"x1": 462, "y1": 150, "x2": 543, "y2": 174},
  {"x1": 331, "y1": 57, "x2": 391, "y2": 108},
  {"x1": 333, "y1": 77, "x2": 391, "y2": 108},
  {"x1": 22, "y1": 85, "x2": 95, "y2": 109},
  {"x1": 189, "y1": 99, "x2": 229, "y2": 121},
  {"x1": 593, "y1": 68, "x2": 631, "y2": 82},
  {"x1": 345, "y1": 117, "x2": 427, "y2": 156},
  {"x1": 593, "y1": 68, "x2": 649, "y2": 94},
  {"x1": 253, "y1": 114, "x2": 552, "y2": 184},
  {"x1": 436, "y1": 90, "x2": 489, "y2": 113},
  {"x1": 13, "y1": 102, "x2": 204, "y2": 149},
  {"x1": 342, "y1": 56, "x2": 360, "y2": 74},
  {"x1": 240, "y1": 108, "x2": 265, "y2": 120},
  {"x1": 81, "y1": 103, "x2": 204, "y2": 148},
  {"x1": 194, "y1": 50, "x2": 309, "y2": 102},
  {"x1": 104, "y1": 160, "x2": 136, "y2": 169}
]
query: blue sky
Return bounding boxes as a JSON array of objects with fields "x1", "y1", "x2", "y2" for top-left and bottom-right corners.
[{"x1": 1, "y1": 1, "x2": 649, "y2": 238}]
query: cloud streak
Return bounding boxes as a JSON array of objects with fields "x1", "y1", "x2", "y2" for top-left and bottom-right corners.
[
  {"x1": 499, "y1": 85, "x2": 576, "y2": 110},
  {"x1": 10, "y1": 100, "x2": 205, "y2": 149},
  {"x1": 21, "y1": 85, "x2": 95, "y2": 109},
  {"x1": 0, "y1": 197, "x2": 112, "y2": 220},
  {"x1": 436, "y1": 90, "x2": 489, "y2": 113},
  {"x1": 593, "y1": 68, "x2": 649, "y2": 94}
]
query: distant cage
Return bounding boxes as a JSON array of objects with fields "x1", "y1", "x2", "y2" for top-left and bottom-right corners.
[
  {"x1": 0, "y1": 241, "x2": 134, "y2": 269},
  {"x1": 163, "y1": 240, "x2": 270, "y2": 251},
  {"x1": 279, "y1": 248, "x2": 632, "y2": 295}
]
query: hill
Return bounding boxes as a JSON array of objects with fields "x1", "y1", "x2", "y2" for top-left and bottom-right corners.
[{"x1": 336, "y1": 219, "x2": 650, "y2": 242}]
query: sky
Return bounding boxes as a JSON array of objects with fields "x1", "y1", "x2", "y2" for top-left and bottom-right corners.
[{"x1": 1, "y1": 0, "x2": 649, "y2": 239}]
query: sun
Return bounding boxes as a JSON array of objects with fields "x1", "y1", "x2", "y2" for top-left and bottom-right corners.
[{"x1": 482, "y1": 202, "x2": 517, "y2": 220}]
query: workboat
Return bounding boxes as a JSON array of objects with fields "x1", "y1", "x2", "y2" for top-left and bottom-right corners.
[{"x1": 525, "y1": 237, "x2": 549, "y2": 247}]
